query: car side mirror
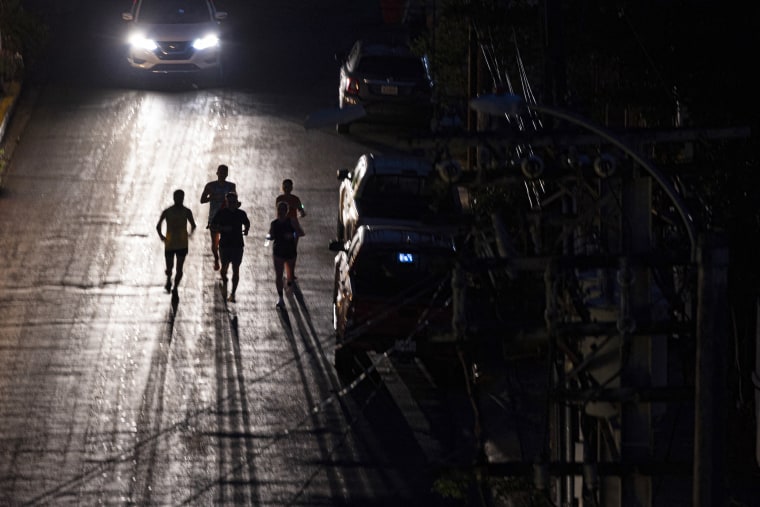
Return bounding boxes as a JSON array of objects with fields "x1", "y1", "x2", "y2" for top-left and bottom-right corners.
[
  {"x1": 329, "y1": 239, "x2": 347, "y2": 252},
  {"x1": 337, "y1": 168, "x2": 351, "y2": 181}
]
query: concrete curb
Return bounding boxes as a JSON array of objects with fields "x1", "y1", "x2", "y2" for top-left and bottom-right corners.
[
  {"x1": 0, "y1": 80, "x2": 23, "y2": 186},
  {"x1": 0, "y1": 80, "x2": 22, "y2": 142}
]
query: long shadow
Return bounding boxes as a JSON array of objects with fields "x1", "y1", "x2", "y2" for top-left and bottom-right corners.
[
  {"x1": 284, "y1": 284, "x2": 445, "y2": 504},
  {"x1": 20, "y1": 284, "x2": 256, "y2": 506},
  {"x1": 226, "y1": 305, "x2": 261, "y2": 503},
  {"x1": 274, "y1": 291, "x2": 352, "y2": 505},
  {"x1": 21, "y1": 288, "x2": 441, "y2": 505},
  {"x1": 211, "y1": 280, "x2": 260, "y2": 506},
  {"x1": 126, "y1": 294, "x2": 177, "y2": 504},
  {"x1": 183, "y1": 294, "x2": 363, "y2": 505},
  {"x1": 24, "y1": 393, "x2": 257, "y2": 505}
]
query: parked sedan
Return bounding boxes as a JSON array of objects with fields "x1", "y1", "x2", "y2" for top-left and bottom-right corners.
[
  {"x1": 330, "y1": 225, "x2": 457, "y2": 373},
  {"x1": 336, "y1": 153, "x2": 462, "y2": 242},
  {"x1": 336, "y1": 40, "x2": 434, "y2": 133},
  {"x1": 122, "y1": 0, "x2": 227, "y2": 76}
]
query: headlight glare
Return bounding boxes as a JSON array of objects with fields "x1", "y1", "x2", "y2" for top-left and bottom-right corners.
[
  {"x1": 128, "y1": 34, "x2": 157, "y2": 51},
  {"x1": 193, "y1": 34, "x2": 219, "y2": 50}
]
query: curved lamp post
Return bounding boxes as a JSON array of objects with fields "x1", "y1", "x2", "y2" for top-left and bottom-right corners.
[{"x1": 469, "y1": 93, "x2": 697, "y2": 261}]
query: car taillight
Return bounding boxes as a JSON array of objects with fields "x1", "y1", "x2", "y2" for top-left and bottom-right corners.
[{"x1": 345, "y1": 77, "x2": 360, "y2": 95}]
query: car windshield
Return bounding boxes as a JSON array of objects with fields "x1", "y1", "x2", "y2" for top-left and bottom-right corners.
[
  {"x1": 356, "y1": 56, "x2": 426, "y2": 80},
  {"x1": 352, "y1": 249, "x2": 452, "y2": 297},
  {"x1": 358, "y1": 174, "x2": 432, "y2": 217},
  {"x1": 138, "y1": 0, "x2": 211, "y2": 24}
]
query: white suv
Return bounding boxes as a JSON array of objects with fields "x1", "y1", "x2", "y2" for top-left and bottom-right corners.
[{"x1": 122, "y1": 0, "x2": 227, "y2": 75}]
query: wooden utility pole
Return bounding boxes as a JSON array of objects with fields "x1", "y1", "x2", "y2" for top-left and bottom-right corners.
[
  {"x1": 543, "y1": 0, "x2": 566, "y2": 106},
  {"x1": 466, "y1": 9, "x2": 479, "y2": 170},
  {"x1": 618, "y1": 171, "x2": 655, "y2": 506},
  {"x1": 693, "y1": 233, "x2": 728, "y2": 507}
]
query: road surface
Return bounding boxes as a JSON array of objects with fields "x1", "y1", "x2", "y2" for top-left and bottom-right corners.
[{"x1": 0, "y1": 1, "x2": 472, "y2": 505}]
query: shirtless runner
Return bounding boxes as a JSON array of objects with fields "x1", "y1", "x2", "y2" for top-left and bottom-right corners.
[{"x1": 200, "y1": 164, "x2": 236, "y2": 270}]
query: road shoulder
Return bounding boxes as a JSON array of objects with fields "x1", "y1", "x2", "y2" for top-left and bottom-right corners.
[{"x1": 0, "y1": 80, "x2": 37, "y2": 188}]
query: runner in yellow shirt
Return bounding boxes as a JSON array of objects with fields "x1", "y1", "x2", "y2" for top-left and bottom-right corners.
[{"x1": 157, "y1": 189, "x2": 197, "y2": 293}]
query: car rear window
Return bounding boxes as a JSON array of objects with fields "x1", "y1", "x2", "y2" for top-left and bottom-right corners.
[
  {"x1": 358, "y1": 175, "x2": 431, "y2": 217},
  {"x1": 352, "y1": 249, "x2": 452, "y2": 297},
  {"x1": 138, "y1": 0, "x2": 211, "y2": 24},
  {"x1": 356, "y1": 56, "x2": 426, "y2": 80},
  {"x1": 361, "y1": 174, "x2": 426, "y2": 198}
]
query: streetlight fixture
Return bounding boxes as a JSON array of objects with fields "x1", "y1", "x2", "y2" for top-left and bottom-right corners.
[{"x1": 469, "y1": 93, "x2": 697, "y2": 261}]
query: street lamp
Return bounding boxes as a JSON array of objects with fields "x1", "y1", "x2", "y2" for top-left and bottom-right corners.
[{"x1": 469, "y1": 93, "x2": 697, "y2": 261}]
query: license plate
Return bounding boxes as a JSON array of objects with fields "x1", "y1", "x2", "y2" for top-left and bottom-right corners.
[
  {"x1": 394, "y1": 339, "x2": 416, "y2": 354},
  {"x1": 380, "y1": 85, "x2": 398, "y2": 96}
]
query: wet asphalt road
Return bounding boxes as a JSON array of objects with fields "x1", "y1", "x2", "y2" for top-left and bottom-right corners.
[{"x1": 0, "y1": 1, "x2": 472, "y2": 505}]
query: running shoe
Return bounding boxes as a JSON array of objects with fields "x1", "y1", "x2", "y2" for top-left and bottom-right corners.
[
  {"x1": 228, "y1": 294, "x2": 236, "y2": 303},
  {"x1": 276, "y1": 298, "x2": 285, "y2": 309},
  {"x1": 214, "y1": 259, "x2": 220, "y2": 271}
]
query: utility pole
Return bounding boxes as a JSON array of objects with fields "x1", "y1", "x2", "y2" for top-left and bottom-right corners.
[
  {"x1": 543, "y1": 0, "x2": 566, "y2": 106},
  {"x1": 466, "y1": 1, "x2": 480, "y2": 171},
  {"x1": 618, "y1": 169, "x2": 655, "y2": 506},
  {"x1": 693, "y1": 233, "x2": 728, "y2": 506}
]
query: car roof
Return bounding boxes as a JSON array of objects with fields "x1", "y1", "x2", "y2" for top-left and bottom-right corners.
[
  {"x1": 134, "y1": 0, "x2": 215, "y2": 24},
  {"x1": 364, "y1": 153, "x2": 432, "y2": 176},
  {"x1": 354, "y1": 40, "x2": 416, "y2": 57}
]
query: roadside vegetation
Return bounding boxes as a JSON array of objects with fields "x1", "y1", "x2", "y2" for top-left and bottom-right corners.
[{"x1": 0, "y1": 0, "x2": 47, "y2": 92}]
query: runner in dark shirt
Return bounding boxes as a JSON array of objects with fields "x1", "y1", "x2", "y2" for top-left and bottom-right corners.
[
  {"x1": 269, "y1": 201, "x2": 304, "y2": 308},
  {"x1": 275, "y1": 178, "x2": 306, "y2": 280},
  {"x1": 210, "y1": 192, "x2": 249, "y2": 303}
]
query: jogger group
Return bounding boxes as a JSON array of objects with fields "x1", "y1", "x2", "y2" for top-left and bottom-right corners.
[{"x1": 156, "y1": 164, "x2": 306, "y2": 307}]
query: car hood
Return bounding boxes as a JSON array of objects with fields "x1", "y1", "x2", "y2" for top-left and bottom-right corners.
[
  {"x1": 358, "y1": 216, "x2": 462, "y2": 236},
  {"x1": 132, "y1": 22, "x2": 219, "y2": 41},
  {"x1": 360, "y1": 216, "x2": 425, "y2": 227}
]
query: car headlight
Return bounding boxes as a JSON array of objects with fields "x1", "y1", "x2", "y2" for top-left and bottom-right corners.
[
  {"x1": 128, "y1": 33, "x2": 157, "y2": 51},
  {"x1": 192, "y1": 34, "x2": 219, "y2": 50}
]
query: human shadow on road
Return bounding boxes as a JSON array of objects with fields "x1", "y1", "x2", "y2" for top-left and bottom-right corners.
[
  {"x1": 125, "y1": 290, "x2": 181, "y2": 504},
  {"x1": 169, "y1": 291, "x2": 179, "y2": 327},
  {"x1": 207, "y1": 279, "x2": 261, "y2": 505},
  {"x1": 288, "y1": 282, "x2": 310, "y2": 318},
  {"x1": 276, "y1": 291, "x2": 351, "y2": 505},
  {"x1": 276, "y1": 302, "x2": 292, "y2": 330}
]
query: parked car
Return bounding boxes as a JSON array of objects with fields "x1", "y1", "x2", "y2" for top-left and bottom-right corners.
[
  {"x1": 335, "y1": 40, "x2": 434, "y2": 134},
  {"x1": 329, "y1": 225, "x2": 457, "y2": 372},
  {"x1": 121, "y1": 0, "x2": 227, "y2": 77},
  {"x1": 335, "y1": 153, "x2": 462, "y2": 242}
]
